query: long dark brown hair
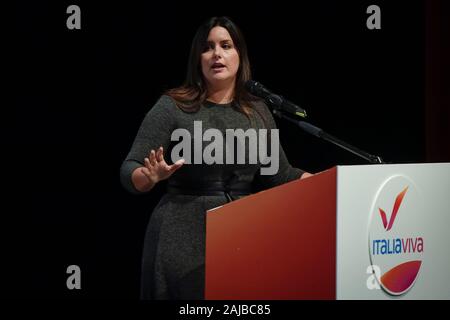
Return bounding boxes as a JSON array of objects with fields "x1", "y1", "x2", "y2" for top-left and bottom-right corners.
[{"x1": 165, "y1": 16, "x2": 259, "y2": 117}]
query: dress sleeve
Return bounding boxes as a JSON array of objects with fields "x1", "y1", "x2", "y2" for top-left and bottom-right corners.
[
  {"x1": 120, "y1": 95, "x2": 178, "y2": 194},
  {"x1": 252, "y1": 101, "x2": 305, "y2": 191}
]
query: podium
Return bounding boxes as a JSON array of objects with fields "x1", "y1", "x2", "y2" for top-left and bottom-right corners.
[{"x1": 205, "y1": 163, "x2": 450, "y2": 299}]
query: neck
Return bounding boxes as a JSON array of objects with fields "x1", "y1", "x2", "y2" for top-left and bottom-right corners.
[{"x1": 206, "y1": 81, "x2": 235, "y2": 104}]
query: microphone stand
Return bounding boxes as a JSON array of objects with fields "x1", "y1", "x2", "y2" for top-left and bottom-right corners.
[{"x1": 272, "y1": 109, "x2": 385, "y2": 164}]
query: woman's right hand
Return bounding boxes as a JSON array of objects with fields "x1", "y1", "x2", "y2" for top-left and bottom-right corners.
[{"x1": 141, "y1": 146, "x2": 185, "y2": 185}]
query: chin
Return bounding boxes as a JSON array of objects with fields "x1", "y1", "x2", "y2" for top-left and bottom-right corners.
[{"x1": 211, "y1": 74, "x2": 231, "y2": 81}]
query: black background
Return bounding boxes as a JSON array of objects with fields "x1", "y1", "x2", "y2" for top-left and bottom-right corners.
[{"x1": 9, "y1": 0, "x2": 448, "y2": 300}]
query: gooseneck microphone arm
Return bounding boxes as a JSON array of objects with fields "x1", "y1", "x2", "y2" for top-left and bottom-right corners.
[
  {"x1": 272, "y1": 109, "x2": 385, "y2": 164},
  {"x1": 245, "y1": 80, "x2": 307, "y2": 119},
  {"x1": 245, "y1": 80, "x2": 385, "y2": 164}
]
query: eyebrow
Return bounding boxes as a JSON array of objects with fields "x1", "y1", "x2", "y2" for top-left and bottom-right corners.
[{"x1": 206, "y1": 39, "x2": 233, "y2": 44}]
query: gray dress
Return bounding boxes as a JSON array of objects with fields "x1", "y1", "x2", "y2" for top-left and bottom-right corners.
[{"x1": 120, "y1": 95, "x2": 304, "y2": 299}]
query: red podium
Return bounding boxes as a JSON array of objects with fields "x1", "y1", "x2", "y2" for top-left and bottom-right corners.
[
  {"x1": 205, "y1": 167, "x2": 337, "y2": 300},
  {"x1": 204, "y1": 163, "x2": 450, "y2": 300}
]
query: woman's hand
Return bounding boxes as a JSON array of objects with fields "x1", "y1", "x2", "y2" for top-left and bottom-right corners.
[
  {"x1": 300, "y1": 172, "x2": 314, "y2": 179},
  {"x1": 141, "y1": 146, "x2": 185, "y2": 185}
]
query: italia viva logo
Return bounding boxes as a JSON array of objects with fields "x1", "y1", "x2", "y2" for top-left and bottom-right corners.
[{"x1": 369, "y1": 176, "x2": 424, "y2": 296}]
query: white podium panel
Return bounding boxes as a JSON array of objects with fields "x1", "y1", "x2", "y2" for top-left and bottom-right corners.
[{"x1": 336, "y1": 163, "x2": 450, "y2": 299}]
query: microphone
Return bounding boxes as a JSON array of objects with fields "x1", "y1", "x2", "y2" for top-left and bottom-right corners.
[{"x1": 245, "y1": 80, "x2": 307, "y2": 118}]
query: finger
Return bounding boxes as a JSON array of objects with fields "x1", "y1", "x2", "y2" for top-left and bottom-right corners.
[
  {"x1": 300, "y1": 172, "x2": 314, "y2": 179},
  {"x1": 144, "y1": 157, "x2": 152, "y2": 169},
  {"x1": 156, "y1": 146, "x2": 164, "y2": 162},
  {"x1": 149, "y1": 150, "x2": 157, "y2": 166},
  {"x1": 141, "y1": 167, "x2": 152, "y2": 181},
  {"x1": 168, "y1": 159, "x2": 185, "y2": 172}
]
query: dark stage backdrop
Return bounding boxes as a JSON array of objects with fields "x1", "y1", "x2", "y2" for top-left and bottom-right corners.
[{"x1": 9, "y1": 0, "x2": 448, "y2": 299}]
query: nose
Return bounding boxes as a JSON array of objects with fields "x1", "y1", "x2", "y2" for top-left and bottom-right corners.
[{"x1": 213, "y1": 45, "x2": 223, "y2": 58}]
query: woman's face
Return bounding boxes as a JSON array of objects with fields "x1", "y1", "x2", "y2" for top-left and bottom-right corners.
[{"x1": 201, "y1": 26, "x2": 240, "y2": 88}]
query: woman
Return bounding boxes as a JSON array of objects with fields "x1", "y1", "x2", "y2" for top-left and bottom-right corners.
[{"x1": 120, "y1": 16, "x2": 312, "y2": 299}]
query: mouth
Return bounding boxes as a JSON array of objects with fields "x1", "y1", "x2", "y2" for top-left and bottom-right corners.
[{"x1": 211, "y1": 62, "x2": 226, "y2": 70}]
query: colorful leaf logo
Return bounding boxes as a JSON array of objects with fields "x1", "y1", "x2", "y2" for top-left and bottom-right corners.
[{"x1": 378, "y1": 186, "x2": 409, "y2": 231}]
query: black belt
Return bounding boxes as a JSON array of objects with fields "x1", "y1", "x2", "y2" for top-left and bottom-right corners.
[{"x1": 167, "y1": 181, "x2": 252, "y2": 202}]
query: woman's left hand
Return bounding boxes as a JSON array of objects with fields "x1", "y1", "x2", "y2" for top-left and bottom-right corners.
[{"x1": 300, "y1": 172, "x2": 314, "y2": 179}]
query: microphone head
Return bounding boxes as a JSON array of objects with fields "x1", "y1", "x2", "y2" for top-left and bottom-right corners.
[
  {"x1": 245, "y1": 80, "x2": 271, "y2": 99},
  {"x1": 245, "y1": 80, "x2": 307, "y2": 118}
]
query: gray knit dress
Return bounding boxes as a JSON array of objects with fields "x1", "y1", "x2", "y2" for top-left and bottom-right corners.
[{"x1": 120, "y1": 95, "x2": 304, "y2": 299}]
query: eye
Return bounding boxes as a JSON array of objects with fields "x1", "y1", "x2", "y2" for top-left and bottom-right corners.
[
  {"x1": 203, "y1": 43, "x2": 214, "y2": 52},
  {"x1": 222, "y1": 43, "x2": 233, "y2": 49}
]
